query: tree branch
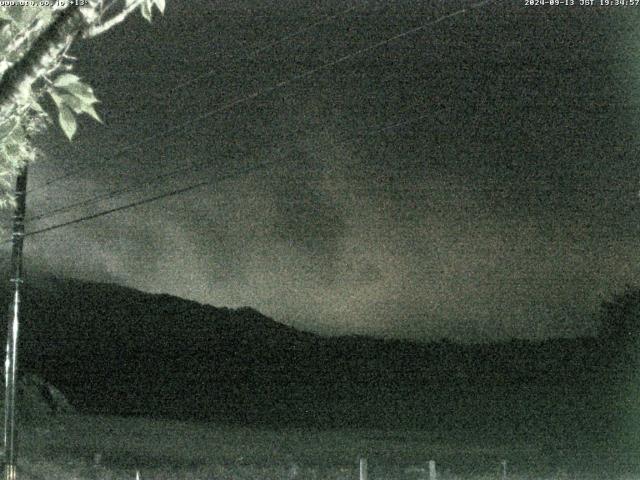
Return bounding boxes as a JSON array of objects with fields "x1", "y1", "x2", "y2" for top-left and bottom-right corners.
[
  {"x1": 0, "y1": 16, "x2": 52, "y2": 78},
  {"x1": 0, "y1": 4, "x2": 86, "y2": 126},
  {"x1": 83, "y1": 0, "x2": 143, "y2": 38}
]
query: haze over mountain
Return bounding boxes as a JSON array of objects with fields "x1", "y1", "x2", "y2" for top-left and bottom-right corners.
[{"x1": 18, "y1": 2, "x2": 640, "y2": 342}]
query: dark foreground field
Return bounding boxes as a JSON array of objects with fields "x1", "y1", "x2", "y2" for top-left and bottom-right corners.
[
  {"x1": 6, "y1": 279, "x2": 640, "y2": 479},
  {"x1": 10, "y1": 413, "x2": 639, "y2": 480}
]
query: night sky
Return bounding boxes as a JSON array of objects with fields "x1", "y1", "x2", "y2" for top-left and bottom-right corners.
[{"x1": 9, "y1": 0, "x2": 640, "y2": 341}]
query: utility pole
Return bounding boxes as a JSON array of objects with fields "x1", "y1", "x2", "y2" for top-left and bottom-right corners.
[{"x1": 3, "y1": 166, "x2": 27, "y2": 480}]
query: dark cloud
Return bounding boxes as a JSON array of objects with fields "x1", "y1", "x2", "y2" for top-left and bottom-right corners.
[{"x1": 8, "y1": 1, "x2": 640, "y2": 341}]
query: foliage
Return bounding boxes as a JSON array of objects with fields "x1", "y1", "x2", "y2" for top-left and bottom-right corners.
[
  {"x1": 0, "y1": 373, "x2": 73, "y2": 423},
  {"x1": 595, "y1": 285, "x2": 640, "y2": 376},
  {"x1": 597, "y1": 286, "x2": 640, "y2": 343},
  {"x1": 0, "y1": 0, "x2": 165, "y2": 206}
]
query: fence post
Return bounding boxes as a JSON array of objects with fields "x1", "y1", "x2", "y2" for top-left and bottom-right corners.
[
  {"x1": 428, "y1": 460, "x2": 436, "y2": 480},
  {"x1": 360, "y1": 458, "x2": 368, "y2": 480},
  {"x1": 501, "y1": 460, "x2": 507, "y2": 480},
  {"x1": 288, "y1": 463, "x2": 299, "y2": 480}
]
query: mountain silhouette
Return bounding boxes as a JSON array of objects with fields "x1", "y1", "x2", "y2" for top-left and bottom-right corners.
[{"x1": 0, "y1": 275, "x2": 616, "y2": 444}]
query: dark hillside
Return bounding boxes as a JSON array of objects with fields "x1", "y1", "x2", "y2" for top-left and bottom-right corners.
[{"x1": 0, "y1": 275, "x2": 627, "y2": 460}]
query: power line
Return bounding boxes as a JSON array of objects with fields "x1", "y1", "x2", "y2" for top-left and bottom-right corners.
[
  {"x1": 30, "y1": 90, "x2": 620, "y2": 221},
  {"x1": 20, "y1": 107, "x2": 444, "y2": 240},
  {"x1": 24, "y1": 179, "x2": 210, "y2": 238},
  {"x1": 27, "y1": 146, "x2": 201, "y2": 222},
  {"x1": 18, "y1": 109, "x2": 436, "y2": 238},
  {"x1": 29, "y1": 0, "x2": 494, "y2": 196},
  {"x1": 4, "y1": 111, "x2": 632, "y2": 244},
  {"x1": 93, "y1": 5, "x2": 364, "y2": 120},
  {"x1": 175, "y1": 5, "x2": 360, "y2": 94},
  {"x1": 27, "y1": 4, "x2": 361, "y2": 195},
  {"x1": 27, "y1": 84, "x2": 439, "y2": 223}
]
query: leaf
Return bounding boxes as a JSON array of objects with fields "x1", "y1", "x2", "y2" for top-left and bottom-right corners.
[
  {"x1": 0, "y1": 9, "x2": 12, "y2": 22},
  {"x1": 34, "y1": 7, "x2": 52, "y2": 24},
  {"x1": 0, "y1": 26, "x2": 12, "y2": 52},
  {"x1": 50, "y1": 89, "x2": 100, "y2": 126},
  {"x1": 48, "y1": 90, "x2": 63, "y2": 108},
  {"x1": 79, "y1": 3, "x2": 99, "y2": 23},
  {"x1": 4, "y1": 47, "x2": 22, "y2": 64},
  {"x1": 81, "y1": 103, "x2": 102, "y2": 123},
  {"x1": 58, "y1": 105, "x2": 77, "y2": 140},
  {"x1": 154, "y1": 0, "x2": 165, "y2": 14},
  {"x1": 6, "y1": 7, "x2": 21, "y2": 24},
  {"x1": 140, "y1": 0, "x2": 152, "y2": 22},
  {"x1": 18, "y1": 6, "x2": 41, "y2": 25},
  {"x1": 0, "y1": 118, "x2": 16, "y2": 141},
  {"x1": 3, "y1": 141, "x2": 19, "y2": 159},
  {"x1": 27, "y1": 97, "x2": 46, "y2": 117},
  {"x1": 0, "y1": 125, "x2": 27, "y2": 167},
  {"x1": 57, "y1": 93, "x2": 84, "y2": 114},
  {"x1": 53, "y1": 73, "x2": 81, "y2": 88},
  {"x1": 62, "y1": 81, "x2": 98, "y2": 104},
  {"x1": 61, "y1": 93, "x2": 101, "y2": 122}
]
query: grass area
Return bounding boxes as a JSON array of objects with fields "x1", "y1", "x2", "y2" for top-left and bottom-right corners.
[{"x1": 7, "y1": 414, "x2": 635, "y2": 480}]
